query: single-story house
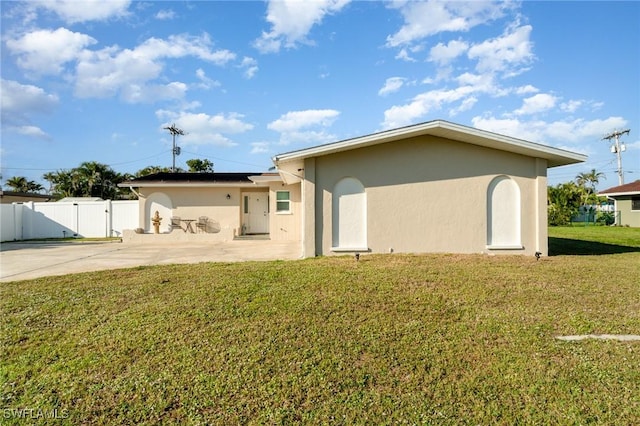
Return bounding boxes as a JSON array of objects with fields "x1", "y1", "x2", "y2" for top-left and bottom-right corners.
[
  {"x1": 121, "y1": 120, "x2": 586, "y2": 257},
  {"x1": 598, "y1": 180, "x2": 640, "y2": 227},
  {"x1": 0, "y1": 190, "x2": 52, "y2": 204}
]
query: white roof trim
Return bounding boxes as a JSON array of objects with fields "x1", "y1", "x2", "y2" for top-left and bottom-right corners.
[
  {"x1": 602, "y1": 191, "x2": 640, "y2": 197},
  {"x1": 273, "y1": 120, "x2": 587, "y2": 168},
  {"x1": 248, "y1": 175, "x2": 282, "y2": 183}
]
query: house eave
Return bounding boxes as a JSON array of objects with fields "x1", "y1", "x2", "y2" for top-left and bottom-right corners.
[
  {"x1": 273, "y1": 119, "x2": 587, "y2": 168},
  {"x1": 601, "y1": 191, "x2": 640, "y2": 198}
]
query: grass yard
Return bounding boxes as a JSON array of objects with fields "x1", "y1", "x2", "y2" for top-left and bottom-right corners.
[{"x1": 1, "y1": 228, "x2": 639, "y2": 424}]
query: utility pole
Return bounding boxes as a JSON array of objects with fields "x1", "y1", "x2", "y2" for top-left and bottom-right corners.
[
  {"x1": 164, "y1": 124, "x2": 185, "y2": 172},
  {"x1": 602, "y1": 129, "x2": 630, "y2": 185}
]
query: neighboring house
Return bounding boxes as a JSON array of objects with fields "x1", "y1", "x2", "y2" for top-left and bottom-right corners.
[
  {"x1": 122, "y1": 120, "x2": 586, "y2": 257},
  {"x1": 0, "y1": 190, "x2": 52, "y2": 204},
  {"x1": 599, "y1": 180, "x2": 640, "y2": 227}
]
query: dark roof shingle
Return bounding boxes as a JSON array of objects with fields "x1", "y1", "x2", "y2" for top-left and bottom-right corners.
[
  {"x1": 599, "y1": 180, "x2": 640, "y2": 195},
  {"x1": 123, "y1": 172, "x2": 257, "y2": 184}
]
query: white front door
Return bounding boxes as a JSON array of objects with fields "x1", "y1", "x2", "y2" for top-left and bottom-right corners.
[{"x1": 243, "y1": 193, "x2": 269, "y2": 234}]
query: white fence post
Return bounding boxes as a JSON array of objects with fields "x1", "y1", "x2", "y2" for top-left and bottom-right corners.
[{"x1": 106, "y1": 200, "x2": 112, "y2": 237}]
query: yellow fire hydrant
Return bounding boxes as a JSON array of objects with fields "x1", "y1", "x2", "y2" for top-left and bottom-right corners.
[{"x1": 152, "y1": 210, "x2": 162, "y2": 234}]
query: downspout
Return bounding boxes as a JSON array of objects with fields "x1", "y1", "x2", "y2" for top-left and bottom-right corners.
[{"x1": 128, "y1": 185, "x2": 142, "y2": 198}]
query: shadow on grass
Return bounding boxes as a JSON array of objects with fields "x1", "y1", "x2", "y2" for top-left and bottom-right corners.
[{"x1": 549, "y1": 237, "x2": 640, "y2": 256}]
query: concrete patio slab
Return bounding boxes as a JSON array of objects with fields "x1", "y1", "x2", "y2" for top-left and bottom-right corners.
[{"x1": 0, "y1": 240, "x2": 302, "y2": 282}]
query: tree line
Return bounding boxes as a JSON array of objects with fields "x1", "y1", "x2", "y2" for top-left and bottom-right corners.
[
  {"x1": 548, "y1": 169, "x2": 611, "y2": 226},
  {"x1": 2, "y1": 159, "x2": 214, "y2": 200}
]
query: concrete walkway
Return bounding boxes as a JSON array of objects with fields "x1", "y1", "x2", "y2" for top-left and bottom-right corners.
[{"x1": 0, "y1": 240, "x2": 302, "y2": 282}]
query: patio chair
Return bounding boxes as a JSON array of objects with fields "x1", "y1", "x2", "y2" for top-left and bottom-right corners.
[
  {"x1": 170, "y1": 216, "x2": 182, "y2": 232},
  {"x1": 196, "y1": 216, "x2": 208, "y2": 233}
]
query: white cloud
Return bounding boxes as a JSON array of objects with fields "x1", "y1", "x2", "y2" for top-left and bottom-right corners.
[
  {"x1": 382, "y1": 86, "x2": 476, "y2": 129},
  {"x1": 1, "y1": 79, "x2": 58, "y2": 139},
  {"x1": 268, "y1": 109, "x2": 339, "y2": 132},
  {"x1": 382, "y1": 72, "x2": 503, "y2": 129},
  {"x1": 468, "y1": 24, "x2": 534, "y2": 75},
  {"x1": 449, "y1": 96, "x2": 477, "y2": 116},
  {"x1": 515, "y1": 85, "x2": 539, "y2": 95},
  {"x1": 254, "y1": 0, "x2": 350, "y2": 53},
  {"x1": 1, "y1": 79, "x2": 59, "y2": 116},
  {"x1": 560, "y1": 100, "x2": 583, "y2": 113},
  {"x1": 156, "y1": 110, "x2": 254, "y2": 147},
  {"x1": 378, "y1": 77, "x2": 406, "y2": 96},
  {"x1": 395, "y1": 48, "x2": 416, "y2": 62},
  {"x1": 514, "y1": 93, "x2": 557, "y2": 115},
  {"x1": 74, "y1": 33, "x2": 235, "y2": 102},
  {"x1": 194, "y1": 69, "x2": 221, "y2": 90},
  {"x1": 428, "y1": 39, "x2": 469, "y2": 65},
  {"x1": 155, "y1": 9, "x2": 176, "y2": 20},
  {"x1": 268, "y1": 109, "x2": 340, "y2": 145},
  {"x1": 134, "y1": 34, "x2": 235, "y2": 65},
  {"x1": 250, "y1": 142, "x2": 270, "y2": 154},
  {"x1": 31, "y1": 0, "x2": 131, "y2": 24},
  {"x1": 240, "y1": 57, "x2": 259, "y2": 79},
  {"x1": 471, "y1": 115, "x2": 629, "y2": 147},
  {"x1": 15, "y1": 125, "x2": 49, "y2": 139},
  {"x1": 386, "y1": 1, "x2": 512, "y2": 47},
  {"x1": 6, "y1": 27, "x2": 97, "y2": 75}
]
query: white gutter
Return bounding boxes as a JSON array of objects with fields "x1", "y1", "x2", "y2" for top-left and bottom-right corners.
[{"x1": 128, "y1": 185, "x2": 142, "y2": 198}]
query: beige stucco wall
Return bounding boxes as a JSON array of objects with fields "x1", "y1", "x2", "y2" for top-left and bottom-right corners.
[
  {"x1": 138, "y1": 186, "x2": 248, "y2": 239},
  {"x1": 136, "y1": 184, "x2": 303, "y2": 240},
  {"x1": 614, "y1": 198, "x2": 640, "y2": 227},
  {"x1": 305, "y1": 134, "x2": 548, "y2": 257},
  {"x1": 268, "y1": 182, "x2": 302, "y2": 241}
]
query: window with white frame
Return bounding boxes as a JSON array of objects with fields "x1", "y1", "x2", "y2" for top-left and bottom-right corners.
[
  {"x1": 632, "y1": 197, "x2": 640, "y2": 211},
  {"x1": 276, "y1": 191, "x2": 291, "y2": 213}
]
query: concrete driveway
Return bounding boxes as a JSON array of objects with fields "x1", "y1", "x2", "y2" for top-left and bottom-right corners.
[{"x1": 0, "y1": 240, "x2": 302, "y2": 282}]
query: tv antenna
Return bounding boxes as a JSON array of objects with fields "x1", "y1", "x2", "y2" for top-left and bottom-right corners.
[
  {"x1": 602, "y1": 129, "x2": 630, "y2": 185},
  {"x1": 164, "y1": 124, "x2": 185, "y2": 172}
]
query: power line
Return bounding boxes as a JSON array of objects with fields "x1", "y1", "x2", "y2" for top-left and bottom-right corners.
[
  {"x1": 602, "y1": 129, "x2": 630, "y2": 185},
  {"x1": 163, "y1": 124, "x2": 185, "y2": 172},
  {"x1": 180, "y1": 150, "x2": 269, "y2": 170}
]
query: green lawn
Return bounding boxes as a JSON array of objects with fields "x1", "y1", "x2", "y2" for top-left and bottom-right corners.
[
  {"x1": 1, "y1": 228, "x2": 639, "y2": 424},
  {"x1": 549, "y1": 225, "x2": 640, "y2": 255}
]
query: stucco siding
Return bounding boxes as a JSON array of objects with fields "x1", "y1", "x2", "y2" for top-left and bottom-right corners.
[
  {"x1": 615, "y1": 198, "x2": 640, "y2": 227},
  {"x1": 140, "y1": 187, "x2": 243, "y2": 238},
  {"x1": 269, "y1": 183, "x2": 302, "y2": 241},
  {"x1": 311, "y1": 135, "x2": 544, "y2": 256}
]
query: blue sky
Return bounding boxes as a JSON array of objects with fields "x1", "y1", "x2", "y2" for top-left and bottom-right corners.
[{"x1": 1, "y1": 0, "x2": 638, "y2": 191}]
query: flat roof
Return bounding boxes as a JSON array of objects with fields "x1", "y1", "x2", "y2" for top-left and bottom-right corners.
[{"x1": 119, "y1": 172, "x2": 277, "y2": 188}]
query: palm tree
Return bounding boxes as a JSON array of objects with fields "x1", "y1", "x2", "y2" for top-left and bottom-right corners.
[
  {"x1": 43, "y1": 162, "x2": 128, "y2": 200},
  {"x1": 5, "y1": 176, "x2": 28, "y2": 192},
  {"x1": 4, "y1": 176, "x2": 44, "y2": 193},
  {"x1": 575, "y1": 169, "x2": 605, "y2": 206}
]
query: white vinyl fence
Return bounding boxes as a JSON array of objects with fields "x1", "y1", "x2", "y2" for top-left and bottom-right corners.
[{"x1": 0, "y1": 200, "x2": 139, "y2": 242}]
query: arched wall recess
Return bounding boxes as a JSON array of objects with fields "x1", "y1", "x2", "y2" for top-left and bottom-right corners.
[
  {"x1": 487, "y1": 176, "x2": 522, "y2": 249},
  {"x1": 332, "y1": 177, "x2": 367, "y2": 250}
]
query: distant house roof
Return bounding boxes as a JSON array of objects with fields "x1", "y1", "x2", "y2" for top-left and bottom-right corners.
[
  {"x1": 120, "y1": 172, "x2": 279, "y2": 188},
  {"x1": 273, "y1": 119, "x2": 587, "y2": 169},
  {"x1": 57, "y1": 197, "x2": 103, "y2": 202},
  {"x1": 0, "y1": 190, "x2": 52, "y2": 204},
  {"x1": 599, "y1": 180, "x2": 640, "y2": 197}
]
